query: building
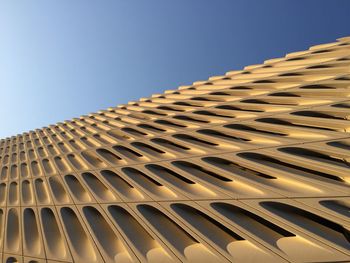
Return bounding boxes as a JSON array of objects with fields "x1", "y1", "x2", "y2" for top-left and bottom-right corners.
[{"x1": 0, "y1": 36, "x2": 349, "y2": 263}]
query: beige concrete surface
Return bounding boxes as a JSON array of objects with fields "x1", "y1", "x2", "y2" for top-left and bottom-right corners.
[{"x1": 0, "y1": 36, "x2": 349, "y2": 262}]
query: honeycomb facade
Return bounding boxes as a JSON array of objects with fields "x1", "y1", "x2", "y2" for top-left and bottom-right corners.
[{"x1": 0, "y1": 36, "x2": 350, "y2": 263}]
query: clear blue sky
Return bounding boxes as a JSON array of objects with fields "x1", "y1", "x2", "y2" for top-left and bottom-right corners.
[{"x1": 0, "y1": 0, "x2": 349, "y2": 139}]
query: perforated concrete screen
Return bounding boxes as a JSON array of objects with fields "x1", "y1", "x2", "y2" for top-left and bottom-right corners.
[{"x1": 1, "y1": 37, "x2": 350, "y2": 263}]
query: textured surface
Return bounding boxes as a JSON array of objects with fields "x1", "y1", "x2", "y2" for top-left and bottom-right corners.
[{"x1": 0, "y1": 36, "x2": 350, "y2": 263}]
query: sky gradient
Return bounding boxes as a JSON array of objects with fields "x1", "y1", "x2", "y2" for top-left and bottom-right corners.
[{"x1": 0, "y1": 0, "x2": 349, "y2": 139}]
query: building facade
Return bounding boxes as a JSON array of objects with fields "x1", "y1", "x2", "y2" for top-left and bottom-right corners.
[{"x1": 0, "y1": 37, "x2": 350, "y2": 263}]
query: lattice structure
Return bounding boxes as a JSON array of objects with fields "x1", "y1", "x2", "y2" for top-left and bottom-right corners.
[{"x1": 0, "y1": 36, "x2": 350, "y2": 263}]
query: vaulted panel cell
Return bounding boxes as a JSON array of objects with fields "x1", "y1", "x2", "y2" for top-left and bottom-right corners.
[
  {"x1": 21, "y1": 180, "x2": 34, "y2": 205},
  {"x1": 34, "y1": 178, "x2": 51, "y2": 205},
  {"x1": 82, "y1": 206, "x2": 135, "y2": 263},
  {"x1": 146, "y1": 164, "x2": 217, "y2": 198},
  {"x1": 122, "y1": 167, "x2": 179, "y2": 200},
  {"x1": 108, "y1": 204, "x2": 176, "y2": 262},
  {"x1": 5, "y1": 208, "x2": 21, "y2": 254},
  {"x1": 136, "y1": 204, "x2": 224, "y2": 262},
  {"x1": 81, "y1": 172, "x2": 118, "y2": 202},
  {"x1": 100, "y1": 169, "x2": 145, "y2": 201},
  {"x1": 48, "y1": 176, "x2": 71, "y2": 204},
  {"x1": 208, "y1": 201, "x2": 348, "y2": 262},
  {"x1": 259, "y1": 201, "x2": 350, "y2": 252},
  {"x1": 22, "y1": 208, "x2": 44, "y2": 257},
  {"x1": 168, "y1": 203, "x2": 277, "y2": 262},
  {"x1": 60, "y1": 207, "x2": 103, "y2": 263},
  {"x1": 40, "y1": 207, "x2": 71, "y2": 261},
  {"x1": 64, "y1": 174, "x2": 93, "y2": 203}
]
